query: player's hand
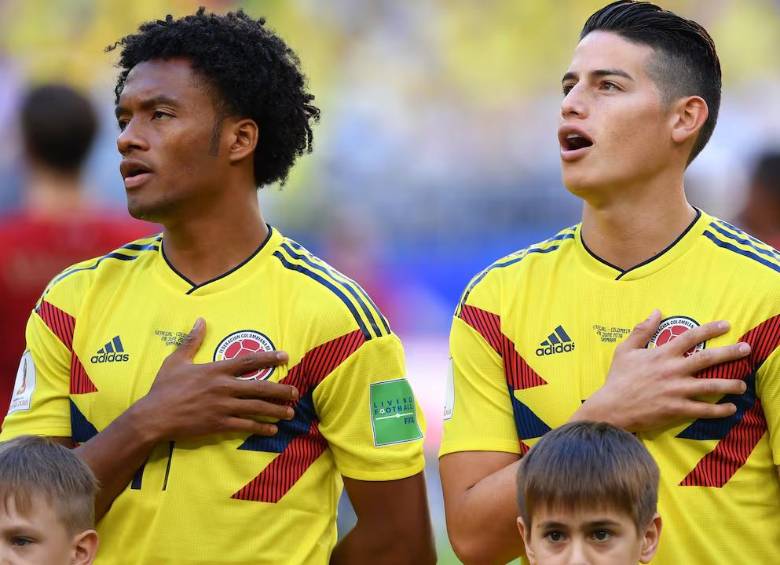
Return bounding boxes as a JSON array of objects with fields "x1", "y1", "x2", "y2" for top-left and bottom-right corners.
[
  {"x1": 132, "y1": 318, "x2": 298, "y2": 441},
  {"x1": 573, "y1": 310, "x2": 751, "y2": 432}
]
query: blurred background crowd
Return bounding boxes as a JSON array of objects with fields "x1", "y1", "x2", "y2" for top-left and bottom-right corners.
[{"x1": 1, "y1": 0, "x2": 779, "y2": 561}]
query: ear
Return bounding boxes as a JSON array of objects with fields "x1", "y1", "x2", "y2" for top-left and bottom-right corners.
[
  {"x1": 517, "y1": 516, "x2": 536, "y2": 563},
  {"x1": 639, "y1": 513, "x2": 662, "y2": 563},
  {"x1": 71, "y1": 529, "x2": 99, "y2": 565},
  {"x1": 670, "y1": 95, "x2": 709, "y2": 147},
  {"x1": 225, "y1": 118, "x2": 259, "y2": 165}
]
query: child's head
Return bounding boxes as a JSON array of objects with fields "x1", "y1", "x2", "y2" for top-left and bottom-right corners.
[
  {"x1": 0, "y1": 435, "x2": 99, "y2": 565},
  {"x1": 516, "y1": 422, "x2": 661, "y2": 565}
]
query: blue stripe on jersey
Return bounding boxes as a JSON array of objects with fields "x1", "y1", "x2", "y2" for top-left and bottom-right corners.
[
  {"x1": 717, "y1": 219, "x2": 780, "y2": 254},
  {"x1": 458, "y1": 233, "x2": 575, "y2": 311},
  {"x1": 69, "y1": 400, "x2": 98, "y2": 443},
  {"x1": 52, "y1": 242, "x2": 161, "y2": 286},
  {"x1": 510, "y1": 396, "x2": 552, "y2": 439},
  {"x1": 238, "y1": 392, "x2": 316, "y2": 453},
  {"x1": 709, "y1": 222, "x2": 779, "y2": 260},
  {"x1": 272, "y1": 250, "x2": 372, "y2": 339},
  {"x1": 702, "y1": 230, "x2": 780, "y2": 273},
  {"x1": 285, "y1": 240, "x2": 391, "y2": 335},
  {"x1": 279, "y1": 242, "x2": 385, "y2": 338}
]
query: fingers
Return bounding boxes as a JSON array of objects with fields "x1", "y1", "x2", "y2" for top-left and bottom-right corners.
[
  {"x1": 665, "y1": 320, "x2": 730, "y2": 356},
  {"x1": 213, "y1": 350, "x2": 289, "y2": 375},
  {"x1": 226, "y1": 399, "x2": 295, "y2": 421},
  {"x1": 684, "y1": 342, "x2": 751, "y2": 373},
  {"x1": 175, "y1": 318, "x2": 206, "y2": 361},
  {"x1": 680, "y1": 376, "x2": 747, "y2": 398},
  {"x1": 222, "y1": 417, "x2": 279, "y2": 436},
  {"x1": 677, "y1": 400, "x2": 738, "y2": 421},
  {"x1": 231, "y1": 379, "x2": 299, "y2": 402},
  {"x1": 622, "y1": 309, "x2": 662, "y2": 349}
]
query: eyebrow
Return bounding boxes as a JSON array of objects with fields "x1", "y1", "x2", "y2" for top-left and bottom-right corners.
[
  {"x1": 115, "y1": 95, "x2": 180, "y2": 119},
  {"x1": 562, "y1": 69, "x2": 635, "y2": 84}
]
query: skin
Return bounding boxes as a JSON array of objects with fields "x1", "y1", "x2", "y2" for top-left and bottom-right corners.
[
  {"x1": 517, "y1": 507, "x2": 661, "y2": 565},
  {"x1": 440, "y1": 32, "x2": 753, "y2": 563},
  {"x1": 68, "y1": 58, "x2": 434, "y2": 563},
  {"x1": 0, "y1": 495, "x2": 98, "y2": 565}
]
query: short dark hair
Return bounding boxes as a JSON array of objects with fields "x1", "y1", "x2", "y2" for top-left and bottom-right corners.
[
  {"x1": 752, "y1": 151, "x2": 780, "y2": 198},
  {"x1": 0, "y1": 435, "x2": 98, "y2": 535},
  {"x1": 581, "y1": 1, "x2": 721, "y2": 163},
  {"x1": 108, "y1": 8, "x2": 320, "y2": 188},
  {"x1": 516, "y1": 422, "x2": 659, "y2": 532},
  {"x1": 20, "y1": 84, "x2": 98, "y2": 174}
]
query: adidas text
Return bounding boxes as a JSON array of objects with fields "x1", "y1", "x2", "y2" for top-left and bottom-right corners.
[
  {"x1": 536, "y1": 342, "x2": 575, "y2": 356},
  {"x1": 91, "y1": 352, "x2": 129, "y2": 363}
]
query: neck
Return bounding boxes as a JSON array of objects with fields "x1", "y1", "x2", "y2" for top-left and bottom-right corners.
[
  {"x1": 24, "y1": 168, "x2": 86, "y2": 218},
  {"x1": 580, "y1": 172, "x2": 696, "y2": 271},
  {"x1": 162, "y1": 190, "x2": 269, "y2": 286}
]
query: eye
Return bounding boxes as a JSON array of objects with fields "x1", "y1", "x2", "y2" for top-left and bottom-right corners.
[
  {"x1": 11, "y1": 536, "x2": 34, "y2": 546},
  {"x1": 544, "y1": 530, "x2": 566, "y2": 543},
  {"x1": 591, "y1": 529, "x2": 613, "y2": 542},
  {"x1": 562, "y1": 83, "x2": 575, "y2": 96},
  {"x1": 117, "y1": 118, "x2": 129, "y2": 132},
  {"x1": 600, "y1": 80, "x2": 620, "y2": 91},
  {"x1": 152, "y1": 110, "x2": 173, "y2": 120}
]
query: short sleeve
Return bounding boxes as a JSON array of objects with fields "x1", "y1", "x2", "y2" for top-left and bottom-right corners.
[
  {"x1": 438, "y1": 313, "x2": 520, "y2": 457},
  {"x1": 313, "y1": 333, "x2": 425, "y2": 481},
  {"x1": 1, "y1": 310, "x2": 72, "y2": 440}
]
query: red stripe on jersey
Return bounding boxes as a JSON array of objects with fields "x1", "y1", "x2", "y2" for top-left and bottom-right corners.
[
  {"x1": 38, "y1": 300, "x2": 75, "y2": 350},
  {"x1": 232, "y1": 422, "x2": 328, "y2": 503},
  {"x1": 232, "y1": 330, "x2": 367, "y2": 503},
  {"x1": 459, "y1": 304, "x2": 547, "y2": 390},
  {"x1": 697, "y1": 314, "x2": 780, "y2": 381},
  {"x1": 681, "y1": 400, "x2": 767, "y2": 487},
  {"x1": 38, "y1": 300, "x2": 98, "y2": 395}
]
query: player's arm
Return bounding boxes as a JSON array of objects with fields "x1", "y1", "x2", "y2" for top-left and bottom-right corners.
[
  {"x1": 330, "y1": 473, "x2": 435, "y2": 565},
  {"x1": 315, "y1": 332, "x2": 434, "y2": 564},
  {"x1": 438, "y1": 307, "x2": 526, "y2": 564},
  {"x1": 572, "y1": 310, "x2": 752, "y2": 431}
]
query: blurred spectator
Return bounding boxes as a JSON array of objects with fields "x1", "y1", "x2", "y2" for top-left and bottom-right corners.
[
  {"x1": 737, "y1": 151, "x2": 780, "y2": 249},
  {"x1": 0, "y1": 84, "x2": 153, "y2": 420}
]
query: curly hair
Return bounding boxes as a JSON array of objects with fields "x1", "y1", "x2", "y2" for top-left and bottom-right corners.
[{"x1": 108, "y1": 8, "x2": 320, "y2": 187}]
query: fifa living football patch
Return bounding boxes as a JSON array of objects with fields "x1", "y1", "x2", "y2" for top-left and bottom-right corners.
[{"x1": 370, "y1": 379, "x2": 423, "y2": 447}]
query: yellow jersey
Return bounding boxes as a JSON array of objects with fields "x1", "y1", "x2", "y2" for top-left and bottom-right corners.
[
  {"x1": 440, "y1": 210, "x2": 780, "y2": 564},
  {"x1": 1, "y1": 226, "x2": 425, "y2": 565}
]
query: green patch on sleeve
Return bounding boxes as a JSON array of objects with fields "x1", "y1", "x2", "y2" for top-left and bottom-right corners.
[{"x1": 370, "y1": 379, "x2": 423, "y2": 447}]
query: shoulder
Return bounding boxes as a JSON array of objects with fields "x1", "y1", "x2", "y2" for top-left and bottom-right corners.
[
  {"x1": 39, "y1": 233, "x2": 162, "y2": 314},
  {"x1": 269, "y1": 236, "x2": 392, "y2": 341},
  {"x1": 698, "y1": 216, "x2": 779, "y2": 279},
  {"x1": 456, "y1": 225, "x2": 578, "y2": 313}
]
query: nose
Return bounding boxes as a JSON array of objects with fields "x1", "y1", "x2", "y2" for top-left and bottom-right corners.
[
  {"x1": 117, "y1": 118, "x2": 149, "y2": 156},
  {"x1": 561, "y1": 84, "x2": 588, "y2": 120}
]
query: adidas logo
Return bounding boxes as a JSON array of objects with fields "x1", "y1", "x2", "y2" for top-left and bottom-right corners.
[
  {"x1": 90, "y1": 336, "x2": 130, "y2": 363},
  {"x1": 536, "y1": 325, "x2": 575, "y2": 356}
]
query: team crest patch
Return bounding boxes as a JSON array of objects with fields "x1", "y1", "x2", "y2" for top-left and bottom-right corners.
[
  {"x1": 213, "y1": 330, "x2": 276, "y2": 380},
  {"x1": 647, "y1": 316, "x2": 705, "y2": 357}
]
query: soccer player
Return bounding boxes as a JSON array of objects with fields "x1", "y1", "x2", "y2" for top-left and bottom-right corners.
[
  {"x1": 516, "y1": 422, "x2": 661, "y2": 565},
  {"x1": 439, "y1": 2, "x2": 779, "y2": 563},
  {"x1": 0, "y1": 10, "x2": 435, "y2": 564}
]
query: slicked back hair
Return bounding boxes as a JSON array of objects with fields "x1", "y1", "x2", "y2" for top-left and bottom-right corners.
[
  {"x1": 108, "y1": 8, "x2": 320, "y2": 188},
  {"x1": 516, "y1": 422, "x2": 659, "y2": 532},
  {"x1": 581, "y1": 1, "x2": 721, "y2": 163},
  {"x1": 0, "y1": 436, "x2": 98, "y2": 535}
]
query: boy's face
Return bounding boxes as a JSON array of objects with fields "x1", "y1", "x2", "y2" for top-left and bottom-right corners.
[
  {"x1": 0, "y1": 495, "x2": 97, "y2": 565},
  {"x1": 518, "y1": 505, "x2": 661, "y2": 565}
]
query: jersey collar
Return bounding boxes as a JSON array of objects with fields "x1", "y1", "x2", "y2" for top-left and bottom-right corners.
[
  {"x1": 153, "y1": 226, "x2": 282, "y2": 295},
  {"x1": 574, "y1": 209, "x2": 707, "y2": 281}
]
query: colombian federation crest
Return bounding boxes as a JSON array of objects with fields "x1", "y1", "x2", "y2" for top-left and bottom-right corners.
[
  {"x1": 647, "y1": 316, "x2": 705, "y2": 357},
  {"x1": 213, "y1": 330, "x2": 276, "y2": 380}
]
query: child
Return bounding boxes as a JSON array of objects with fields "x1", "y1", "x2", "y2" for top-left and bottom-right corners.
[
  {"x1": 0, "y1": 435, "x2": 99, "y2": 564},
  {"x1": 516, "y1": 422, "x2": 662, "y2": 564}
]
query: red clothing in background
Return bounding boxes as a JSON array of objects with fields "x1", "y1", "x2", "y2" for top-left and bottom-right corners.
[{"x1": 0, "y1": 212, "x2": 155, "y2": 420}]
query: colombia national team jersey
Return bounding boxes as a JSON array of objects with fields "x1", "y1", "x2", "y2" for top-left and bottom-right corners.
[
  {"x1": 440, "y1": 210, "x2": 779, "y2": 564},
  {"x1": 1, "y1": 226, "x2": 425, "y2": 565}
]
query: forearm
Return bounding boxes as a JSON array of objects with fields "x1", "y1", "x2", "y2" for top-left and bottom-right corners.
[
  {"x1": 75, "y1": 402, "x2": 161, "y2": 520},
  {"x1": 331, "y1": 521, "x2": 435, "y2": 565},
  {"x1": 444, "y1": 459, "x2": 524, "y2": 564}
]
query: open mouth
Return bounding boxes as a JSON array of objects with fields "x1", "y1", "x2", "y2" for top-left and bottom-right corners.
[
  {"x1": 120, "y1": 160, "x2": 154, "y2": 188},
  {"x1": 562, "y1": 133, "x2": 593, "y2": 151}
]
